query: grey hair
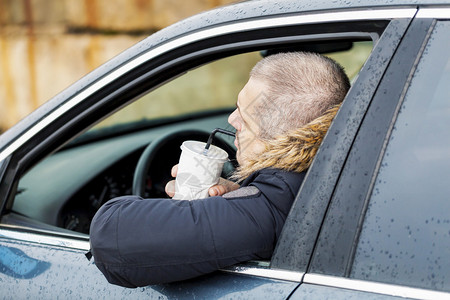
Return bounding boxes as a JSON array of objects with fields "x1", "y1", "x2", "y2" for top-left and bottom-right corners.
[{"x1": 249, "y1": 52, "x2": 350, "y2": 140}]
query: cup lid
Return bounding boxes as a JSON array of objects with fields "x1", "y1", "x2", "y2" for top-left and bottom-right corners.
[{"x1": 181, "y1": 140, "x2": 228, "y2": 161}]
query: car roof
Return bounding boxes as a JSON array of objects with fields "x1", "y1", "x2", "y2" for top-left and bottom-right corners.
[
  {"x1": 1, "y1": 0, "x2": 449, "y2": 152},
  {"x1": 136, "y1": 0, "x2": 450, "y2": 51}
]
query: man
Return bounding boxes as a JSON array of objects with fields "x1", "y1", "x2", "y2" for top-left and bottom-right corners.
[{"x1": 89, "y1": 52, "x2": 350, "y2": 288}]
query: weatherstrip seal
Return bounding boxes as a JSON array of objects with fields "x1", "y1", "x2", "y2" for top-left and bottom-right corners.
[
  {"x1": 0, "y1": 227, "x2": 90, "y2": 251},
  {"x1": 221, "y1": 264, "x2": 304, "y2": 282},
  {"x1": 416, "y1": 7, "x2": 450, "y2": 19},
  {"x1": 303, "y1": 273, "x2": 450, "y2": 300}
]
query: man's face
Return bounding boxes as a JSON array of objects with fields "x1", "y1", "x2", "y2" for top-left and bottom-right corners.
[{"x1": 228, "y1": 77, "x2": 266, "y2": 166}]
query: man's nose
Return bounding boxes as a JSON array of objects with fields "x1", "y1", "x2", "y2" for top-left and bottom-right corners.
[{"x1": 228, "y1": 109, "x2": 241, "y2": 131}]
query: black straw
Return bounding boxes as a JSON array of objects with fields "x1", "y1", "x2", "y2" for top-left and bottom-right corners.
[{"x1": 204, "y1": 128, "x2": 235, "y2": 152}]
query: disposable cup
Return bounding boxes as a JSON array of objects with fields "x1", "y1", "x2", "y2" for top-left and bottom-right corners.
[{"x1": 173, "y1": 140, "x2": 228, "y2": 200}]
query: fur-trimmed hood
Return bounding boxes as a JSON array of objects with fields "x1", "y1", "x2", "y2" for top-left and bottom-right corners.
[{"x1": 232, "y1": 105, "x2": 340, "y2": 181}]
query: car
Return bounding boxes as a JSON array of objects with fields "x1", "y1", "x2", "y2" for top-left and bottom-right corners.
[{"x1": 0, "y1": 0, "x2": 449, "y2": 298}]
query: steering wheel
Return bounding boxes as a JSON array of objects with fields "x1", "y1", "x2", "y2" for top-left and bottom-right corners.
[{"x1": 132, "y1": 129, "x2": 237, "y2": 197}]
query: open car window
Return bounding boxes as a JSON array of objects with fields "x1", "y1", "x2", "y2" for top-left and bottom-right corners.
[{"x1": 8, "y1": 41, "x2": 372, "y2": 236}]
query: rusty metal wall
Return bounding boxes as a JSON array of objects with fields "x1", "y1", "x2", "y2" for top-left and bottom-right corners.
[{"x1": 0, "y1": 0, "x2": 234, "y2": 132}]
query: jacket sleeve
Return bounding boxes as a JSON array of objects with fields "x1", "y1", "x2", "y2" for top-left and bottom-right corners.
[
  {"x1": 90, "y1": 192, "x2": 285, "y2": 287},
  {"x1": 89, "y1": 190, "x2": 287, "y2": 287}
]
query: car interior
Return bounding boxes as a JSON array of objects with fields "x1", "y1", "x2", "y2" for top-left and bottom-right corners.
[{"x1": 3, "y1": 40, "x2": 373, "y2": 238}]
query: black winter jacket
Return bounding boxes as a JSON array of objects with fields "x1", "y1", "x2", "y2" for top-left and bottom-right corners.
[{"x1": 89, "y1": 168, "x2": 306, "y2": 287}]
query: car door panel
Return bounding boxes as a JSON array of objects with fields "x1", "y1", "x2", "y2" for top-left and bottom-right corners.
[{"x1": 0, "y1": 231, "x2": 299, "y2": 299}]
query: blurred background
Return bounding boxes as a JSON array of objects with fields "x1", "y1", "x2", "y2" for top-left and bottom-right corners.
[{"x1": 0, "y1": 0, "x2": 236, "y2": 133}]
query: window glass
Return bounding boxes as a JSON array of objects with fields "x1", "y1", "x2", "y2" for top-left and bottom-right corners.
[{"x1": 351, "y1": 22, "x2": 450, "y2": 292}]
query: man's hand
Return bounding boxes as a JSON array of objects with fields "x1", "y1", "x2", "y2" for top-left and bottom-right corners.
[
  {"x1": 165, "y1": 165, "x2": 239, "y2": 198},
  {"x1": 208, "y1": 177, "x2": 240, "y2": 196}
]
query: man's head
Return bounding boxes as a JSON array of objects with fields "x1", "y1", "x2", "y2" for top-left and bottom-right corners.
[{"x1": 229, "y1": 51, "x2": 350, "y2": 167}]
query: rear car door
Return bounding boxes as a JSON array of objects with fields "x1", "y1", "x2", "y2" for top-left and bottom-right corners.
[{"x1": 291, "y1": 7, "x2": 450, "y2": 299}]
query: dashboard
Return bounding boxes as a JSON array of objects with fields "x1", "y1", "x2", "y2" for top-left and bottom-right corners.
[{"x1": 59, "y1": 149, "x2": 144, "y2": 233}]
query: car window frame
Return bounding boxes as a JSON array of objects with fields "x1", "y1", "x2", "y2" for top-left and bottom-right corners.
[{"x1": 304, "y1": 9, "x2": 450, "y2": 299}]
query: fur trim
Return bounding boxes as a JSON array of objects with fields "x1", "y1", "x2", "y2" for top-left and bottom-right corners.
[{"x1": 232, "y1": 105, "x2": 340, "y2": 182}]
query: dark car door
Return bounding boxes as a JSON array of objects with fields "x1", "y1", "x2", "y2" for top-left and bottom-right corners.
[
  {"x1": 0, "y1": 5, "x2": 418, "y2": 300},
  {"x1": 290, "y1": 8, "x2": 450, "y2": 299}
]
